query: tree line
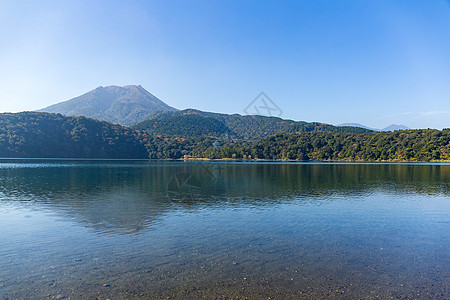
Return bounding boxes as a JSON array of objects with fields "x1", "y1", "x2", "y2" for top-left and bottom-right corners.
[
  {"x1": 0, "y1": 112, "x2": 148, "y2": 158},
  {"x1": 1, "y1": 112, "x2": 449, "y2": 161},
  {"x1": 204, "y1": 130, "x2": 450, "y2": 161}
]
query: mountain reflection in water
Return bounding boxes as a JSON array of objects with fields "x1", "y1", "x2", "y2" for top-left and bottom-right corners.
[{"x1": 0, "y1": 160, "x2": 448, "y2": 235}]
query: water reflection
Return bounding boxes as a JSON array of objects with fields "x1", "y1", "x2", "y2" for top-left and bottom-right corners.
[
  {"x1": 0, "y1": 160, "x2": 449, "y2": 299},
  {"x1": 0, "y1": 160, "x2": 449, "y2": 235}
]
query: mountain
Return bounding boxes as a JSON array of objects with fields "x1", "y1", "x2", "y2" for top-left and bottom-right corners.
[
  {"x1": 338, "y1": 123, "x2": 377, "y2": 131},
  {"x1": 381, "y1": 124, "x2": 411, "y2": 131},
  {"x1": 338, "y1": 123, "x2": 410, "y2": 132},
  {"x1": 38, "y1": 85, "x2": 177, "y2": 126},
  {"x1": 133, "y1": 109, "x2": 373, "y2": 140},
  {"x1": 0, "y1": 112, "x2": 148, "y2": 158}
]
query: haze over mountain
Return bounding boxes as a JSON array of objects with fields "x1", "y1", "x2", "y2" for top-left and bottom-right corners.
[
  {"x1": 381, "y1": 124, "x2": 411, "y2": 131},
  {"x1": 338, "y1": 123, "x2": 410, "y2": 132},
  {"x1": 38, "y1": 85, "x2": 177, "y2": 126}
]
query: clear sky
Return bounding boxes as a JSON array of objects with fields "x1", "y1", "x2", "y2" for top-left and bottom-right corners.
[{"x1": 1, "y1": 0, "x2": 450, "y2": 129}]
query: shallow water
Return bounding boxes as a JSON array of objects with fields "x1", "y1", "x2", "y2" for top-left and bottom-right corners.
[{"x1": 0, "y1": 160, "x2": 449, "y2": 299}]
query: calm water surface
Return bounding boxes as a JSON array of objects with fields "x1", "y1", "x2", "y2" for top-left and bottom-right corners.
[{"x1": 0, "y1": 160, "x2": 449, "y2": 299}]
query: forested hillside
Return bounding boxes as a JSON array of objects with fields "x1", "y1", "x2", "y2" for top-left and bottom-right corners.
[
  {"x1": 0, "y1": 112, "x2": 148, "y2": 158},
  {"x1": 140, "y1": 135, "x2": 216, "y2": 159},
  {"x1": 133, "y1": 114, "x2": 232, "y2": 137},
  {"x1": 134, "y1": 109, "x2": 372, "y2": 140},
  {"x1": 1, "y1": 112, "x2": 449, "y2": 162},
  {"x1": 204, "y1": 130, "x2": 450, "y2": 161}
]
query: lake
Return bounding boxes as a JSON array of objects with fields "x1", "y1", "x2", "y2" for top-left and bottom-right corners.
[{"x1": 0, "y1": 160, "x2": 449, "y2": 299}]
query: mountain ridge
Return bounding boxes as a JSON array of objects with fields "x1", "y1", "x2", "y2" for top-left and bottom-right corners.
[
  {"x1": 338, "y1": 123, "x2": 411, "y2": 132},
  {"x1": 1, "y1": 111, "x2": 448, "y2": 161},
  {"x1": 39, "y1": 85, "x2": 411, "y2": 133},
  {"x1": 38, "y1": 85, "x2": 177, "y2": 126},
  {"x1": 133, "y1": 108, "x2": 373, "y2": 140}
]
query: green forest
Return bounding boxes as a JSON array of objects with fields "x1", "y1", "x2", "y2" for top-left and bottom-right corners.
[
  {"x1": 133, "y1": 109, "x2": 372, "y2": 140},
  {"x1": 133, "y1": 114, "x2": 231, "y2": 137},
  {"x1": 1, "y1": 112, "x2": 449, "y2": 161},
  {"x1": 204, "y1": 130, "x2": 450, "y2": 161},
  {"x1": 0, "y1": 112, "x2": 148, "y2": 158}
]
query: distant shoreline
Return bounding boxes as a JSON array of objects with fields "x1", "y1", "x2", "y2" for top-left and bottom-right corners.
[
  {"x1": 1, "y1": 157, "x2": 449, "y2": 163},
  {"x1": 180, "y1": 158, "x2": 450, "y2": 163}
]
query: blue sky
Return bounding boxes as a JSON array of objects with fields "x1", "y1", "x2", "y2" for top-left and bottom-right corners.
[{"x1": 1, "y1": 0, "x2": 450, "y2": 129}]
